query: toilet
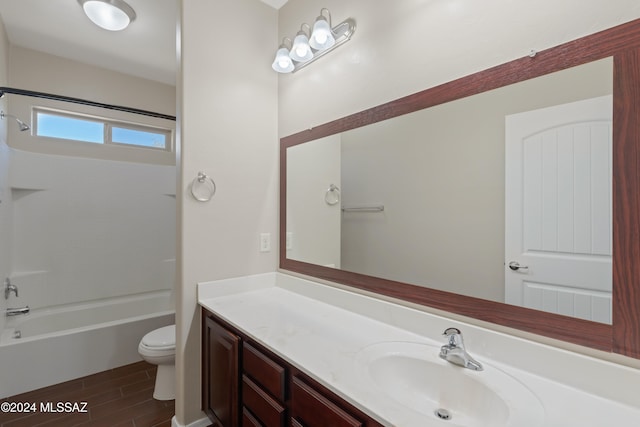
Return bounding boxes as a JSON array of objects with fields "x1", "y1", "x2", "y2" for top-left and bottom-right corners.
[{"x1": 138, "y1": 324, "x2": 176, "y2": 400}]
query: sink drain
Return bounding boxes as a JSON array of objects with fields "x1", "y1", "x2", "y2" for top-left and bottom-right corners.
[{"x1": 435, "y1": 408, "x2": 452, "y2": 420}]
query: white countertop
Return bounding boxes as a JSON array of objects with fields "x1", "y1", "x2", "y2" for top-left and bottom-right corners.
[{"x1": 198, "y1": 272, "x2": 640, "y2": 427}]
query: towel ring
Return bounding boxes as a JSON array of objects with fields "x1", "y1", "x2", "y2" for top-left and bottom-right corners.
[
  {"x1": 325, "y1": 184, "x2": 340, "y2": 206},
  {"x1": 191, "y1": 172, "x2": 216, "y2": 202}
]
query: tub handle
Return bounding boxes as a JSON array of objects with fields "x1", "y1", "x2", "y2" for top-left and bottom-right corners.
[{"x1": 4, "y1": 278, "x2": 18, "y2": 299}]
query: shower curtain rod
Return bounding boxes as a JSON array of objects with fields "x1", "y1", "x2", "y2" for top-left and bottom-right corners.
[{"x1": 0, "y1": 87, "x2": 176, "y2": 121}]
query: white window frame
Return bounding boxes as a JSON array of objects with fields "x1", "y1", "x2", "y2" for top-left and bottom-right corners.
[{"x1": 33, "y1": 107, "x2": 174, "y2": 152}]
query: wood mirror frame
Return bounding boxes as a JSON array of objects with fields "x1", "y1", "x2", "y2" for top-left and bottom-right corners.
[{"x1": 280, "y1": 18, "x2": 640, "y2": 359}]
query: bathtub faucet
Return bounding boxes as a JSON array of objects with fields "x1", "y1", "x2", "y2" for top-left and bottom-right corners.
[
  {"x1": 4, "y1": 278, "x2": 18, "y2": 299},
  {"x1": 439, "y1": 327, "x2": 483, "y2": 371},
  {"x1": 6, "y1": 306, "x2": 29, "y2": 316}
]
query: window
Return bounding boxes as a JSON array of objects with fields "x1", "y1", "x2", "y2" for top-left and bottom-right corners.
[
  {"x1": 34, "y1": 108, "x2": 172, "y2": 151},
  {"x1": 112, "y1": 126, "x2": 168, "y2": 149},
  {"x1": 36, "y1": 112, "x2": 104, "y2": 143}
]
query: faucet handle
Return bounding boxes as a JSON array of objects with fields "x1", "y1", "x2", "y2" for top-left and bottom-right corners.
[
  {"x1": 443, "y1": 327, "x2": 461, "y2": 336},
  {"x1": 442, "y1": 327, "x2": 463, "y2": 347}
]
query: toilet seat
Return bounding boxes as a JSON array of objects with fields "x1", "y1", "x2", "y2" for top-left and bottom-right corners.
[{"x1": 140, "y1": 325, "x2": 175, "y2": 351}]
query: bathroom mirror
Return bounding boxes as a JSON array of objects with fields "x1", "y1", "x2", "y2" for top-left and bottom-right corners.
[
  {"x1": 280, "y1": 18, "x2": 640, "y2": 358},
  {"x1": 287, "y1": 58, "x2": 613, "y2": 322}
]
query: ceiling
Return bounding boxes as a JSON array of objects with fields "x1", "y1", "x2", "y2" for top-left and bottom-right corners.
[{"x1": 0, "y1": 0, "x2": 287, "y2": 87}]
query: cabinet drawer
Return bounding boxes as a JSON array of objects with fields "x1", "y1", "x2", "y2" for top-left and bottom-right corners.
[
  {"x1": 243, "y1": 343, "x2": 286, "y2": 401},
  {"x1": 291, "y1": 376, "x2": 362, "y2": 427},
  {"x1": 242, "y1": 375, "x2": 286, "y2": 427},
  {"x1": 242, "y1": 407, "x2": 262, "y2": 427}
]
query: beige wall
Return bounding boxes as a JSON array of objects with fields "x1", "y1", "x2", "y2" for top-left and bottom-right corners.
[
  {"x1": 8, "y1": 45, "x2": 175, "y2": 115},
  {"x1": 7, "y1": 46, "x2": 176, "y2": 165},
  {"x1": 177, "y1": 0, "x2": 278, "y2": 424}
]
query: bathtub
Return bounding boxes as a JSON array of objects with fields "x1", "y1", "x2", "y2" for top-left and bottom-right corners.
[{"x1": 0, "y1": 290, "x2": 175, "y2": 399}]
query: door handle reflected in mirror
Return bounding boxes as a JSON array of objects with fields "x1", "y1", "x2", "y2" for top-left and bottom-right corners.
[{"x1": 508, "y1": 261, "x2": 529, "y2": 271}]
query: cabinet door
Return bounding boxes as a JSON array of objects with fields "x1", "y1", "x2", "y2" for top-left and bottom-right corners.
[
  {"x1": 291, "y1": 376, "x2": 362, "y2": 427},
  {"x1": 203, "y1": 315, "x2": 241, "y2": 427}
]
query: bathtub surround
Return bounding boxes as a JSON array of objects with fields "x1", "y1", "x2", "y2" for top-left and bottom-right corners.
[
  {"x1": 8, "y1": 149, "x2": 176, "y2": 309},
  {"x1": 0, "y1": 142, "x2": 8, "y2": 338},
  {"x1": 199, "y1": 273, "x2": 640, "y2": 426},
  {"x1": 0, "y1": 5, "x2": 9, "y2": 340}
]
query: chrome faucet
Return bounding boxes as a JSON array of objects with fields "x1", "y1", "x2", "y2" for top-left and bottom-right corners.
[
  {"x1": 6, "y1": 306, "x2": 30, "y2": 316},
  {"x1": 4, "y1": 278, "x2": 18, "y2": 299},
  {"x1": 439, "y1": 327, "x2": 483, "y2": 371}
]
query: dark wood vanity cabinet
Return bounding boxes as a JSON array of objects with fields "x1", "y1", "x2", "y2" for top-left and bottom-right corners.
[{"x1": 202, "y1": 308, "x2": 384, "y2": 427}]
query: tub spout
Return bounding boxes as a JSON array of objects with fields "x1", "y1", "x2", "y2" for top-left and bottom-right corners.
[{"x1": 6, "y1": 306, "x2": 29, "y2": 316}]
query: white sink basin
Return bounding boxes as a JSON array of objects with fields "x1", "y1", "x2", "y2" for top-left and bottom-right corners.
[{"x1": 355, "y1": 341, "x2": 544, "y2": 427}]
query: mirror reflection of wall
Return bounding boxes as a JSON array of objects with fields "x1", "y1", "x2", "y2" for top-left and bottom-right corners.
[
  {"x1": 287, "y1": 134, "x2": 342, "y2": 268},
  {"x1": 286, "y1": 57, "x2": 612, "y2": 323}
]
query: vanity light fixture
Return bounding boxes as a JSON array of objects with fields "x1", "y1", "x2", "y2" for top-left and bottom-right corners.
[
  {"x1": 78, "y1": 0, "x2": 136, "y2": 32},
  {"x1": 272, "y1": 8, "x2": 356, "y2": 74}
]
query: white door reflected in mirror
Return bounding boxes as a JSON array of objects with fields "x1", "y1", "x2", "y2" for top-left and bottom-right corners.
[{"x1": 505, "y1": 96, "x2": 612, "y2": 324}]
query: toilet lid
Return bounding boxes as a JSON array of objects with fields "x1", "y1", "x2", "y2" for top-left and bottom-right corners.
[{"x1": 142, "y1": 325, "x2": 175, "y2": 348}]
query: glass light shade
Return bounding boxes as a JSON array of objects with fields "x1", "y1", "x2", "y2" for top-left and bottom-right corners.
[
  {"x1": 289, "y1": 33, "x2": 314, "y2": 62},
  {"x1": 309, "y1": 17, "x2": 335, "y2": 51},
  {"x1": 272, "y1": 47, "x2": 295, "y2": 73},
  {"x1": 81, "y1": 0, "x2": 135, "y2": 31}
]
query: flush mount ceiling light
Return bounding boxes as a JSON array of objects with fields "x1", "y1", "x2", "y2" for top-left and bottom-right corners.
[
  {"x1": 272, "y1": 8, "x2": 355, "y2": 74},
  {"x1": 78, "y1": 0, "x2": 137, "y2": 31}
]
